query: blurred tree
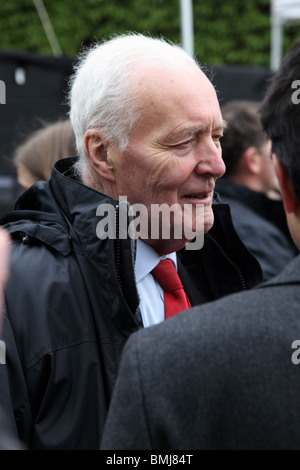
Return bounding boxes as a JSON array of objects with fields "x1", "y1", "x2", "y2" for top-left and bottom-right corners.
[{"x1": 0, "y1": 0, "x2": 300, "y2": 67}]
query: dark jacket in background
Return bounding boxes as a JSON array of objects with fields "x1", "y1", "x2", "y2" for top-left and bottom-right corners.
[
  {"x1": 101, "y1": 254, "x2": 300, "y2": 450},
  {"x1": 215, "y1": 178, "x2": 298, "y2": 280},
  {"x1": 0, "y1": 157, "x2": 262, "y2": 449}
]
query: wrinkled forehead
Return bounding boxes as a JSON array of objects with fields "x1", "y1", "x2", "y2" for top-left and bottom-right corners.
[
  {"x1": 131, "y1": 63, "x2": 222, "y2": 131},
  {"x1": 133, "y1": 60, "x2": 213, "y2": 95}
]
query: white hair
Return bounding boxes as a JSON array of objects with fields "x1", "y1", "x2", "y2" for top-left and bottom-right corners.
[{"x1": 68, "y1": 32, "x2": 198, "y2": 178}]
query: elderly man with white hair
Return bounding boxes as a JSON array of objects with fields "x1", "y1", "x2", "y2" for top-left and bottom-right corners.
[{"x1": 0, "y1": 33, "x2": 261, "y2": 449}]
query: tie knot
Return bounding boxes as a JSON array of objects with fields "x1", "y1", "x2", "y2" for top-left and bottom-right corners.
[{"x1": 151, "y1": 259, "x2": 183, "y2": 292}]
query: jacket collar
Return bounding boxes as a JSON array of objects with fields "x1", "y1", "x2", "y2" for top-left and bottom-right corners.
[
  {"x1": 51, "y1": 157, "x2": 119, "y2": 236},
  {"x1": 261, "y1": 253, "x2": 300, "y2": 287},
  {"x1": 1, "y1": 157, "x2": 121, "y2": 257}
]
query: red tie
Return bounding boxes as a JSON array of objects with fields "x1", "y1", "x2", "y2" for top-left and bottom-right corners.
[{"x1": 151, "y1": 259, "x2": 191, "y2": 319}]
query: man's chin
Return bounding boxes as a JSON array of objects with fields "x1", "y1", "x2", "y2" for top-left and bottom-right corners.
[
  {"x1": 189, "y1": 211, "x2": 214, "y2": 236},
  {"x1": 203, "y1": 210, "x2": 214, "y2": 234}
]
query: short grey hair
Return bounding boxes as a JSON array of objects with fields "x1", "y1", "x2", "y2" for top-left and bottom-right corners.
[{"x1": 68, "y1": 32, "x2": 198, "y2": 178}]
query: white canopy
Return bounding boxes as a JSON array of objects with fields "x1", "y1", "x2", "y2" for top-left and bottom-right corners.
[{"x1": 271, "y1": 0, "x2": 300, "y2": 70}]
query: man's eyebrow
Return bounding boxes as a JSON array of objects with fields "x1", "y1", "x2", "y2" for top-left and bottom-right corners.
[
  {"x1": 214, "y1": 119, "x2": 228, "y2": 132},
  {"x1": 166, "y1": 128, "x2": 198, "y2": 142},
  {"x1": 166, "y1": 120, "x2": 228, "y2": 143},
  {"x1": 192, "y1": 119, "x2": 228, "y2": 134}
]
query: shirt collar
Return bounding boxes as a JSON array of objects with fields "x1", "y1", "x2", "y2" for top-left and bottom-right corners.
[{"x1": 135, "y1": 239, "x2": 177, "y2": 283}]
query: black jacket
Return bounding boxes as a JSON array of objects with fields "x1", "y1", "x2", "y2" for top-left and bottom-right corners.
[
  {"x1": 0, "y1": 157, "x2": 262, "y2": 449},
  {"x1": 215, "y1": 178, "x2": 298, "y2": 280}
]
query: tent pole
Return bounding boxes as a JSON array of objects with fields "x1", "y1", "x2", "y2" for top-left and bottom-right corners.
[
  {"x1": 180, "y1": 0, "x2": 194, "y2": 57},
  {"x1": 271, "y1": 16, "x2": 283, "y2": 71},
  {"x1": 33, "y1": 0, "x2": 62, "y2": 57}
]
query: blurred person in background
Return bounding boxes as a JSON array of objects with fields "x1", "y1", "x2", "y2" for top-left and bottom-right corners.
[
  {"x1": 215, "y1": 100, "x2": 298, "y2": 280},
  {"x1": 12, "y1": 119, "x2": 76, "y2": 191}
]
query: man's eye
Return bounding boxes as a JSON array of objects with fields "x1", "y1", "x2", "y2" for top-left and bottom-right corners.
[
  {"x1": 175, "y1": 139, "x2": 193, "y2": 149},
  {"x1": 213, "y1": 135, "x2": 223, "y2": 146}
]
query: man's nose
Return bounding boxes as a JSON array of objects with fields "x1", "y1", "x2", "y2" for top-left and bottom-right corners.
[{"x1": 194, "y1": 141, "x2": 226, "y2": 178}]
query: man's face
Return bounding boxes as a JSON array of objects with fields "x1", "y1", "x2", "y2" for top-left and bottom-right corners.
[{"x1": 106, "y1": 64, "x2": 226, "y2": 254}]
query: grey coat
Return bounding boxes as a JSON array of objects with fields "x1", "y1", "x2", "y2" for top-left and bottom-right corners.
[{"x1": 101, "y1": 254, "x2": 300, "y2": 450}]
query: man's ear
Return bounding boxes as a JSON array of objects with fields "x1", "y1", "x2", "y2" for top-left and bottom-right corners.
[
  {"x1": 83, "y1": 129, "x2": 115, "y2": 182},
  {"x1": 273, "y1": 155, "x2": 297, "y2": 214},
  {"x1": 242, "y1": 147, "x2": 261, "y2": 174}
]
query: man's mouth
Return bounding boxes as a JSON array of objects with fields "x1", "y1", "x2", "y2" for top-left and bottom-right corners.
[{"x1": 183, "y1": 192, "x2": 209, "y2": 200}]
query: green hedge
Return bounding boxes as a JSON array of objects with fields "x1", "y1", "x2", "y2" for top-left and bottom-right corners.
[{"x1": 1, "y1": 0, "x2": 300, "y2": 67}]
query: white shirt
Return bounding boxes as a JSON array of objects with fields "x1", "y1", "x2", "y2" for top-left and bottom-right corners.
[{"x1": 134, "y1": 238, "x2": 178, "y2": 328}]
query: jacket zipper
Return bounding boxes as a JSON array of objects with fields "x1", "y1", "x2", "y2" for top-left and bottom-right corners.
[{"x1": 206, "y1": 231, "x2": 247, "y2": 290}]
